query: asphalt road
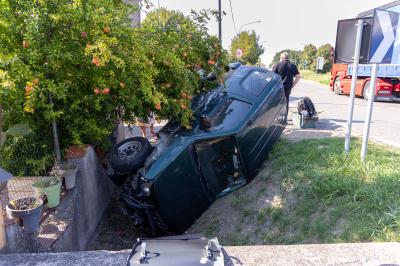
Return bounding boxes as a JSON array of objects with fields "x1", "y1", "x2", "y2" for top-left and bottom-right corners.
[{"x1": 290, "y1": 79, "x2": 400, "y2": 148}]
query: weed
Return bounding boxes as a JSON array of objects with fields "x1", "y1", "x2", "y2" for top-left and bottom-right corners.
[
  {"x1": 205, "y1": 217, "x2": 220, "y2": 237},
  {"x1": 256, "y1": 186, "x2": 267, "y2": 198},
  {"x1": 257, "y1": 208, "x2": 268, "y2": 225}
]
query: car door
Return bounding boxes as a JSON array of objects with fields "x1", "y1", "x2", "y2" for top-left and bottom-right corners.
[{"x1": 238, "y1": 72, "x2": 280, "y2": 178}]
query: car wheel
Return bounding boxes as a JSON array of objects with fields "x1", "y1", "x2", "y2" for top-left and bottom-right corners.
[
  {"x1": 363, "y1": 81, "x2": 375, "y2": 101},
  {"x1": 109, "y1": 137, "x2": 152, "y2": 173},
  {"x1": 108, "y1": 172, "x2": 129, "y2": 186},
  {"x1": 333, "y1": 77, "x2": 342, "y2": 95}
]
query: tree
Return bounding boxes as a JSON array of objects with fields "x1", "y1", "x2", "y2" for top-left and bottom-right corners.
[
  {"x1": 140, "y1": 8, "x2": 228, "y2": 125},
  {"x1": 316, "y1": 44, "x2": 334, "y2": 73},
  {"x1": 270, "y1": 49, "x2": 301, "y2": 68},
  {"x1": 301, "y1": 44, "x2": 317, "y2": 70},
  {"x1": 230, "y1": 30, "x2": 264, "y2": 65},
  {"x1": 0, "y1": 1, "x2": 227, "y2": 174}
]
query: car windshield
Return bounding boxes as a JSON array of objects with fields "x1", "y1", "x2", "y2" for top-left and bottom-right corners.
[
  {"x1": 190, "y1": 91, "x2": 252, "y2": 132},
  {"x1": 160, "y1": 87, "x2": 252, "y2": 136}
]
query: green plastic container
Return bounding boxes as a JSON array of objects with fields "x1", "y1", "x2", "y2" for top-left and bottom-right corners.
[{"x1": 32, "y1": 177, "x2": 61, "y2": 208}]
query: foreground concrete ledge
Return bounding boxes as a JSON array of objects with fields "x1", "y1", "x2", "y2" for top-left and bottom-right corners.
[
  {"x1": 225, "y1": 242, "x2": 400, "y2": 266},
  {"x1": 0, "y1": 249, "x2": 129, "y2": 266},
  {"x1": 0, "y1": 242, "x2": 399, "y2": 266}
]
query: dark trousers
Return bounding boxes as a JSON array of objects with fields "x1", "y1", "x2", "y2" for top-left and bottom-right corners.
[{"x1": 284, "y1": 87, "x2": 292, "y2": 114}]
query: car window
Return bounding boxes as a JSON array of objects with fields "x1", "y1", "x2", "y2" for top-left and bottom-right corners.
[
  {"x1": 209, "y1": 98, "x2": 252, "y2": 131},
  {"x1": 241, "y1": 71, "x2": 272, "y2": 96}
]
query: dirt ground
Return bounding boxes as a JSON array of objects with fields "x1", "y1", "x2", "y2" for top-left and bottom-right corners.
[
  {"x1": 87, "y1": 199, "x2": 146, "y2": 251},
  {"x1": 186, "y1": 112, "x2": 348, "y2": 245},
  {"x1": 88, "y1": 111, "x2": 346, "y2": 249}
]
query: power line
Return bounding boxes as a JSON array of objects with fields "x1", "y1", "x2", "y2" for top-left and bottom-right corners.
[{"x1": 229, "y1": 0, "x2": 238, "y2": 35}]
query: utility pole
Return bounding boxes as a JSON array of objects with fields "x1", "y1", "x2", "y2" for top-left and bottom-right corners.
[{"x1": 218, "y1": 0, "x2": 222, "y2": 43}]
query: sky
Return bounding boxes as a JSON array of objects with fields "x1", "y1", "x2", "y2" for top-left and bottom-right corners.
[{"x1": 143, "y1": 0, "x2": 391, "y2": 65}]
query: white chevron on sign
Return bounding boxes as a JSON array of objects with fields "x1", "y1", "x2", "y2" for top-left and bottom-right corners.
[{"x1": 370, "y1": 10, "x2": 395, "y2": 63}]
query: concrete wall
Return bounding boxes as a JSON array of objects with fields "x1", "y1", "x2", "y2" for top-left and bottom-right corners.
[
  {"x1": 52, "y1": 146, "x2": 115, "y2": 251},
  {"x1": 1, "y1": 146, "x2": 115, "y2": 253}
]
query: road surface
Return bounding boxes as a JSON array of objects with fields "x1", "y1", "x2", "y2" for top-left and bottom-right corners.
[{"x1": 290, "y1": 79, "x2": 400, "y2": 148}]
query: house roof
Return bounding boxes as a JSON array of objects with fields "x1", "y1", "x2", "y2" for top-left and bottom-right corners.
[{"x1": 357, "y1": 0, "x2": 400, "y2": 18}]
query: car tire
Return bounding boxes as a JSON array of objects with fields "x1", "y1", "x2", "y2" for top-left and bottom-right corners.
[
  {"x1": 108, "y1": 172, "x2": 129, "y2": 186},
  {"x1": 109, "y1": 137, "x2": 153, "y2": 173},
  {"x1": 333, "y1": 77, "x2": 342, "y2": 95},
  {"x1": 363, "y1": 81, "x2": 375, "y2": 101}
]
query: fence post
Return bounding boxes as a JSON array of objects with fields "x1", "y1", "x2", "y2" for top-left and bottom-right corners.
[{"x1": 48, "y1": 94, "x2": 61, "y2": 165}]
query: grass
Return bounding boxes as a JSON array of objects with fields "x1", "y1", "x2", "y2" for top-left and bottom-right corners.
[
  {"x1": 300, "y1": 70, "x2": 331, "y2": 85},
  {"x1": 189, "y1": 138, "x2": 400, "y2": 245}
]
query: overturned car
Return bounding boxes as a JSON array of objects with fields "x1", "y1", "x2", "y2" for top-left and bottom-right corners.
[{"x1": 108, "y1": 64, "x2": 287, "y2": 235}]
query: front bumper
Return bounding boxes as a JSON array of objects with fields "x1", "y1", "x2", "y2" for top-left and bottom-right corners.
[
  {"x1": 375, "y1": 95, "x2": 400, "y2": 102},
  {"x1": 119, "y1": 179, "x2": 168, "y2": 235}
]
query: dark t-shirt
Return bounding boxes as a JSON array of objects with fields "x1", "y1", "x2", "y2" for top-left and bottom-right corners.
[{"x1": 272, "y1": 60, "x2": 299, "y2": 92}]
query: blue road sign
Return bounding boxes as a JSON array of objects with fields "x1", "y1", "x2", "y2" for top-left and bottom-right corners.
[{"x1": 369, "y1": 9, "x2": 400, "y2": 64}]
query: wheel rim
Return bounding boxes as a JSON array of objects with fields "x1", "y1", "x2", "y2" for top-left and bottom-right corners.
[
  {"x1": 334, "y1": 78, "x2": 341, "y2": 94},
  {"x1": 117, "y1": 141, "x2": 143, "y2": 160}
]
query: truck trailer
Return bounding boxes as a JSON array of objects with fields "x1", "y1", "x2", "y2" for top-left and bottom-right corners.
[{"x1": 330, "y1": 1, "x2": 400, "y2": 102}]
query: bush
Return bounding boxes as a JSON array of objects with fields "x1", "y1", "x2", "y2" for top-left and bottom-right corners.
[{"x1": 0, "y1": 1, "x2": 227, "y2": 175}]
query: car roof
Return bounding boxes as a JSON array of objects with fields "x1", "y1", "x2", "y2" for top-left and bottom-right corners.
[{"x1": 224, "y1": 65, "x2": 279, "y2": 101}]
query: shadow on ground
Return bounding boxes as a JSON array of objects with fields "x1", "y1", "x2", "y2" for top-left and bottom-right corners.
[{"x1": 87, "y1": 200, "x2": 145, "y2": 251}]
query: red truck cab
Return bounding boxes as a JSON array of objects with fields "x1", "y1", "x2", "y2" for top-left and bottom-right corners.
[{"x1": 330, "y1": 63, "x2": 400, "y2": 102}]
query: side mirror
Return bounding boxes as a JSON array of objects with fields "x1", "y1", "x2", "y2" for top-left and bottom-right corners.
[{"x1": 200, "y1": 115, "x2": 212, "y2": 130}]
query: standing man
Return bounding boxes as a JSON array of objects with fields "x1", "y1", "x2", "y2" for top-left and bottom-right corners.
[{"x1": 272, "y1": 52, "x2": 301, "y2": 113}]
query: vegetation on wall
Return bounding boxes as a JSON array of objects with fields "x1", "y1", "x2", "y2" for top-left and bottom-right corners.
[{"x1": 0, "y1": 0, "x2": 227, "y2": 175}]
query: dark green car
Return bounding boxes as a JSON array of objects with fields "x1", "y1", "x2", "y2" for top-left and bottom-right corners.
[{"x1": 110, "y1": 64, "x2": 287, "y2": 235}]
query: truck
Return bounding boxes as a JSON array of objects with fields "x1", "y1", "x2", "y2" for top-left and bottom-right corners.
[
  {"x1": 330, "y1": 63, "x2": 400, "y2": 102},
  {"x1": 329, "y1": 0, "x2": 400, "y2": 102}
]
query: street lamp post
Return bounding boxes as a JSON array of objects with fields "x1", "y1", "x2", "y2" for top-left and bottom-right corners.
[{"x1": 238, "y1": 20, "x2": 262, "y2": 33}]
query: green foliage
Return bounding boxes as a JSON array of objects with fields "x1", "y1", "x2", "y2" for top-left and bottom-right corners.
[
  {"x1": 272, "y1": 44, "x2": 333, "y2": 73},
  {"x1": 189, "y1": 138, "x2": 400, "y2": 245},
  {"x1": 300, "y1": 70, "x2": 330, "y2": 85},
  {"x1": 0, "y1": 1, "x2": 227, "y2": 175},
  {"x1": 230, "y1": 30, "x2": 264, "y2": 65},
  {"x1": 6, "y1": 123, "x2": 31, "y2": 138},
  {"x1": 0, "y1": 126, "x2": 54, "y2": 176},
  {"x1": 301, "y1": 44, "x2": 317, "y2": 70},
  {"x1": 268, "y1": 138, "x2": 400, "y2": 243},
  {"x1": 140, "y1": 8, "x2": 228, "y2": 126},
  {"x1": 270, "y1": 49, "x2": 301, "y2": 68},
  {"x1": 316, "y1": 43, "x2": 334, "y2": 73}
]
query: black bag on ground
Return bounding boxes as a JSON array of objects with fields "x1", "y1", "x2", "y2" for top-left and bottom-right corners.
[{"x1": 297, "y1": 97, "x2": 316, "y2": 117}]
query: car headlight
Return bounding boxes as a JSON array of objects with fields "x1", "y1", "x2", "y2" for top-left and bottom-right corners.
[{"x1": 140, "y1": 178, "x2": 152, "y2": 197}]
